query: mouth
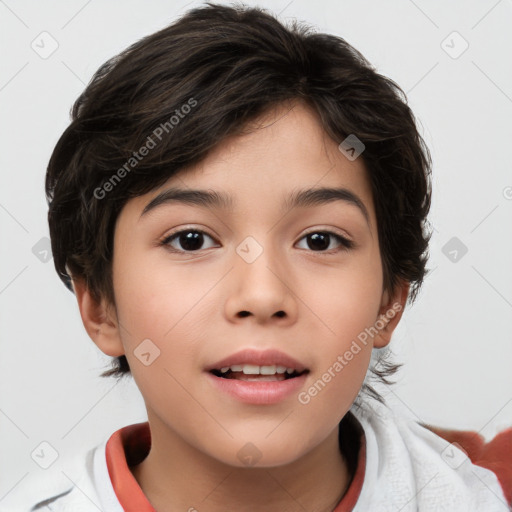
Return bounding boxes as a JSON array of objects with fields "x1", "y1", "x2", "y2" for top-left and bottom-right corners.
[
  {"x1": 205, "y1": 348, "x2": 310, "y2": 382},
  {"x1": 210, "y1": 364, "x2": 309, "y2": 382},
  {"x1": 205, "y1": 348, "x2": 310, "y2": 404}
]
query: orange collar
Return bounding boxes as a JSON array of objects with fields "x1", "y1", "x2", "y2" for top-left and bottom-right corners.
[{"x1": 105, "y1": 421, "x2": 366, "y2": 511}]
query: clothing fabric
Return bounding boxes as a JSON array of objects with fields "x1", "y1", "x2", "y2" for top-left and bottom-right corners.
[{"x1": 3, "y1": 400, "x2": 511, "y2": 511}]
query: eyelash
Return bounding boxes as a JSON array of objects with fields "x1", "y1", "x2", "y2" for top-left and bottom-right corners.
[{"x1": 159, "y1": 227, "x2": 355, "y2": 254}]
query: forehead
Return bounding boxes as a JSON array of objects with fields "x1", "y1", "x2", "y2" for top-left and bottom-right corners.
[{"x1": 122, "y1": 100, "x2": 377, "y2": 231}]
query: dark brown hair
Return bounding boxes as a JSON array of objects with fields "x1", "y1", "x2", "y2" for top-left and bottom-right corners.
[{"x1": 45, "y1": 1, "x2": 432, "y2": 396}]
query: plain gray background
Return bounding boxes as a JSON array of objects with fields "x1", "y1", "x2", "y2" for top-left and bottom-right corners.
[{"x1": 1, "y1": 0, "x2": 511, "y2": 502}]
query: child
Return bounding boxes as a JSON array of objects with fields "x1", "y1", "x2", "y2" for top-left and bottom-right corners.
[{"x1": 10, "y1": 2, "x2": 512, "y2": 511}]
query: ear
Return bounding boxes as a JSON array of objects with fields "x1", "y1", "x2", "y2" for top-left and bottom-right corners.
[
  {"x1": 71, "y1": 278, "x2": 125, "y2": 357},
  {"x1": 373, "y1": 279, "x2": 410, "y2": 349}
]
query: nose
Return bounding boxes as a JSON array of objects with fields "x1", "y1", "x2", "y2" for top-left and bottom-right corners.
[{"x1": 224, "y1": 239, "x2": 298, "y2": 325}]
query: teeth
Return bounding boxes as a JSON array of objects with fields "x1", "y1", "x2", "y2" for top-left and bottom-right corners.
[
  {"x1": 259, "y1": 365, "x2": 276, "y2": 375},
  {"x1": 217, "y1": 364, "x2": 298, "y2": 375},
  {"x1": 243, "y1": 364, "x2": 260, "y2": 375}
]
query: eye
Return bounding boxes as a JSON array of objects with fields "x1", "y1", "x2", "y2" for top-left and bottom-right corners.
[
  {"x1": 160, "y1": 228, "x2": 354, "y2": 254},
  {"x1": 296, "y1": 230, "x2": 354, "y2": 252},
  {"x1": 160, "y1": 228, "x2": 218, "y2": 253}
]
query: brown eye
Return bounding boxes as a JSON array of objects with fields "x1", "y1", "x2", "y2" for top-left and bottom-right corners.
[
  {"x1": 161, "y1": 229, "x2": 218, "y2": 252},
  {"x1": 297, "y1": 231, "x2": 354, "y2": 252}
]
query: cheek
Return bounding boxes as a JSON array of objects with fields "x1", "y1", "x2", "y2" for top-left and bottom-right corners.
[
  {"x1": 310, "y1": 290, "x2": 376, "y2": 395},
  {"x1": 112, "y1": 253, "x2": 220, "y2": 384},
  {"x1": 302, "y1": 263, "x2": 382, "y2": 394},
  {"x1": 308, "y1": 265, "x2": 383, "y2": 342},
  {"x1": 113, "y1": 251, "x2": 204, "y2": 336},
  {"x1": 112, "y1": 261, "x2": 207, "y2": 411}
]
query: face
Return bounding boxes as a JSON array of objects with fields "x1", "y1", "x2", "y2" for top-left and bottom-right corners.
[{"x1": 104, "y1": 100, "x2": 402, "y2": 467}]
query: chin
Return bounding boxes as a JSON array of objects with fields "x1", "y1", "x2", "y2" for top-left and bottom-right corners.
[{"x1": 205, "y1": 436, "x2": 312, "y2": 470}]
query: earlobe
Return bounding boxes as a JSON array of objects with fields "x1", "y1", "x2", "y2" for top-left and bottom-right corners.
[
  {"x1": 72, "y1": 278, "x2": 125, "y2": 357},
  {"x1": 373, "y1": 280, "x2": 410, "y2": 349}
]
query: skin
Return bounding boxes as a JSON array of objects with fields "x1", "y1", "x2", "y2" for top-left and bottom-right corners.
[{"x1": 74, "y1": 99, "x2": 409, "y2": 512}]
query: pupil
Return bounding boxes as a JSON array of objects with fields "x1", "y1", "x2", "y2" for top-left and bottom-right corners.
[
  {"x1": 180, "y1": 231, "x2": 203, "y2": 251},
  {"x1": 308, "y1": 233, "x2": 329, "y2": 251}
]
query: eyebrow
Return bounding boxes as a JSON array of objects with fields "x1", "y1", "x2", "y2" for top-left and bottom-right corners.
[{"x1": 140, "y1": 186, "x2": 370, "y2": 226}]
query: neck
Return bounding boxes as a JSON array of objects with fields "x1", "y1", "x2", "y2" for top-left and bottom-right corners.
[{"x1": 130, "y1": 414, "x2": 353, "y2": 512}]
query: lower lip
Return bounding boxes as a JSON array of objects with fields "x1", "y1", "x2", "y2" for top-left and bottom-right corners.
[{"x1": 205, "y1": 372, "x2": 308, "y2": 405}]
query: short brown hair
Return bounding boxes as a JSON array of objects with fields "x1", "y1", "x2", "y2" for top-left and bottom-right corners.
[{"x1": 46, "y1": 2, "x2": 432, "y2": 391}]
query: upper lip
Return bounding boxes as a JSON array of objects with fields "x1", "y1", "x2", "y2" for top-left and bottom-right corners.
[{"x1": 205, "y1": 348, "x2": 308, "y2": 373}]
